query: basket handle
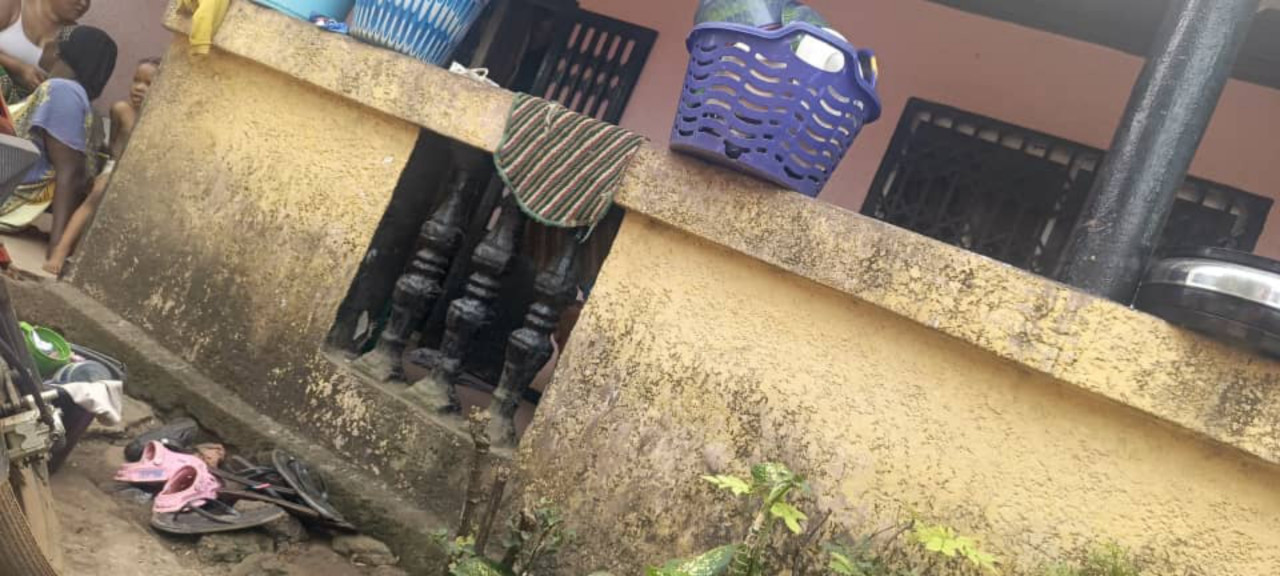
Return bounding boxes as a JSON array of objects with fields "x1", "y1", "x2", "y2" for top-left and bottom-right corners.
[
  {"x1": 856, "y1": 49, "x2": 879, "y2": 89},
  {"x1": 688, "y1": 21, "x2": 879, "y2": 89}
]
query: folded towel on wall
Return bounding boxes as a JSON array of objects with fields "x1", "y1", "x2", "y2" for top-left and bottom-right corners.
[
  {"x1": 180, "y1": 0, "x2": 231, "y2": 56},
  {"x1": 495, "y1": 94, "x2": 646, "y2": 233}
]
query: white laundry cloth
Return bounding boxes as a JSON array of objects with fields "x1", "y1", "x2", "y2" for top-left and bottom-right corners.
[{"x1": 54, "y1": 380, "x2": 124, "y2": 426}]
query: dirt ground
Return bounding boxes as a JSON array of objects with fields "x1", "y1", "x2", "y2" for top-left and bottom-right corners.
[
  {"x1": 50, "y1": 398, "x2": 407, "y2": 576},
  {"x1": 3, "y1": 218, "x2": 55, "y2": 279}
]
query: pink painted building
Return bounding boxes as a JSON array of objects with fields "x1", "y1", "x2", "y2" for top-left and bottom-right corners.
[
  {"x1": 581, "y1": 0, "x2": 1280, "y2": 259},
  {"x1": 99, "y1": 0, "x2": 1280, "y2": 259}
]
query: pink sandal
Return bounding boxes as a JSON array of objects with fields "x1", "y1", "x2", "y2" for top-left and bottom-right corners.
[
  {"x1": 114, "y1": 441, "x2": 208, "y2": 485},
  {"x1": 153, "y1": 464, "x2": 222, "y2": 514}
]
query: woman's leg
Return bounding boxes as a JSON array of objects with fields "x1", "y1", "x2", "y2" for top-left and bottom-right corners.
[
  {"x1": 43, "y1": 173, "x2": 106, "y2": 276},
  {"x1": 46, "y1": 180, "x2": 82, "y2": 255}
]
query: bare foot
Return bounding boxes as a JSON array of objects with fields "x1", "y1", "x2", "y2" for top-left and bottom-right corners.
[{"x1": 41, "y1": 258, "x2": 63, "y2": 278}]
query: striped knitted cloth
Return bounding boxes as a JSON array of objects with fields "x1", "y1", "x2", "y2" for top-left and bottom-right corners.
[{"x1": 495, "y1": 94, "x2": 646, "y2": 231}]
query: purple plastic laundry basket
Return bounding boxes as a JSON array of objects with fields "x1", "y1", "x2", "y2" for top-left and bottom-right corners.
[{"x1": 671, "y1": 22, "x2": 881, "y2": 198}]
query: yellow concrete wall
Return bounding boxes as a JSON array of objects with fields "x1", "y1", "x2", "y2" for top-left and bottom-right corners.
[
  {"x1": 53, "y1": 5, "x2": 1280, "y2": 575},
  {"x1": 65, "y1": 37, "x2": 484, "y2": 526},
  {"x1": 73, "y1": 40, "x2": 415, "y2": 351},
  {"x1": 519, "y1": 213, "x2": 1280, "y2": 575}
]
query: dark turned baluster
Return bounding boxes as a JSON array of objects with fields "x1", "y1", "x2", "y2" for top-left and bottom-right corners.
[
  {"x1": 353, "y1": 170, "x2": 472, "y2": 383},
  {"x1": 487, "y1": 233, "x2": 579, "y2": 446},
  {"x1": 407, "y1": 196, "x2": 526, "y2": 412}
]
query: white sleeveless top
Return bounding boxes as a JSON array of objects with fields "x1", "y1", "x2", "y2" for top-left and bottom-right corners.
[{"x1": 0, "y1": 5, "x2": 42, "y2": 69}]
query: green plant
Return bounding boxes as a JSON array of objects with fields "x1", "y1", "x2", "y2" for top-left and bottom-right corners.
[
  {"x1": 913, "y1": 523, "x2": 999, "y2": 573},
  {"x1": 432, "y1": 531, "x2": 514, "y2": 576},
  {"x1": 821, "y1": 519, "x2": 1001, "y2": 576},
  {"x1": 1043, "y1": 543, "x2": 1142, "y2": 576},
  {"x1": 450, "y1": 556, "x2": 512, "y2": 576},
  {"x1": 828, "y1": 537, "x2": 889, "y2": 576},
  {"x1": 434, "y1": 498, "x2": 574, "y2": 576},
  {"x1": 636, "y1": 463, "x2": 1183, "y2": 576},
  {"x1": 500, "y1": 499, "x2": 575, "y2": 575},
  {"x1": 431, "y1": 531, "x2": 478, "y2": 570},
  {"x1": 645, "y1": 545, "x2": 737, "y2": 576},
  {"x1": 647, "y1": 463, "x2": 1007, "y2": 576},
  {"x1": 432, "y1": 407, "x2": 575, "y2": 576},
  {"x1": 707, "y1": 462, "x2": 810, "y2": 576},
  {"x1": 823, "y1": 521, "x2": 918, "y2": 576},
  {"x1": 645, "y1": 462, "x2": 811, "y2": 576}
]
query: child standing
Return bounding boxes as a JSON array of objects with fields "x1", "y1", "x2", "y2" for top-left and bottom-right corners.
[
  {"x1": 42, "y1": 56, "x2": 158, "y2": 276},
  {"x1": 107, "y1": 56, "x2": 157, "y2": 160}
]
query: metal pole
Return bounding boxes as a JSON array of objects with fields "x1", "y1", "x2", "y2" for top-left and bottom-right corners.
[
  {"x1": 1057, "y1": 0, "x2": 1260, "y2": 302},
  {"x1": 0, "y1": 390, "x2": 59, "y2": 417}
]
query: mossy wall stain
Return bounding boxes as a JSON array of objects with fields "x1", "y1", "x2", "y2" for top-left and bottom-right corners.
[
  {"x1": 614, "y1": 148, "x2": 1280, "y2": 468},
  {"x1": 65, "y1": 40, "x2": 475, "y2": 519},
  {"x1": 518, "y1": 214, "x2": 1280, "y2": 575}
]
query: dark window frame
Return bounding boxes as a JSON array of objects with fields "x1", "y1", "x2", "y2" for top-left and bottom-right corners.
[{"x1": 862, "y1": 98, "x2": 1273, "y2": 274}]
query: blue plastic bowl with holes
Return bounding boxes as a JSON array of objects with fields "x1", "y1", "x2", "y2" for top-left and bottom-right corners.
[
  {"x1": 670, "y1": 22, "x2": 881, "y2": 198},
  {"x1": 350, "y1": 0, "x2": 491, "y2": 66}
]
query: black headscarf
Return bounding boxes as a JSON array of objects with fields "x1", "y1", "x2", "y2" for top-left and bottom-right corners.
[{"x1": 59, "y1": 26, "x2": 117, "y2": 101}]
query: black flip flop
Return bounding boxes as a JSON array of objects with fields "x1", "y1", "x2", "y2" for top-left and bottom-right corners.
[
  {"x1": 151, "y1": 500, "x2": 286, "y2": 535},
  {"x1": 221, "y1": 487, "x2": 356, "y2": 532},
  {"x1": 210, "y1": 467, "x2": 298, "y2": 499},
  {"x1": 69, "y1": 343, "x2": 127, "y2": 380},
  {"x1": 225, "y1": 455, "x2": 291, "y2": 487},
  {"x1": 271, "y1": 449, "x2": 352, "y2": 528},
  {"x1": 125, "y1": 417, "x2": 200, "y2": 462},
  {"x1": 219, "y1": 488, "x2": 323, "y2": 521}
]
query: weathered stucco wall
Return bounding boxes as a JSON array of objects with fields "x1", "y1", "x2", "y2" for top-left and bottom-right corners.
[
  {"x1": 65, "y1": 34, "x2": 480, "y2": 524},
  {"x1": 50, "y1": 4, "x2": 1280, "y2": 575},
  {"x1": 519, "y1": 213, "x2": 1280, "y2": 574}
]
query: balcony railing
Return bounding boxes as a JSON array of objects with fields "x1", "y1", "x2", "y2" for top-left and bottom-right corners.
[{"x1": 329, "y1": 1, "x2": 657, "y2": 446}]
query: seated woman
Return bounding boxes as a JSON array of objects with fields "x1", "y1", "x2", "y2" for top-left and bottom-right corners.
[
  {"x1": 0, "y1": 25, "x2": 114, "y2": 275},
  {"x1": 39, "y1": 56, "x2": 157, "y2": 275},
  {"x1": 0, "y1": 0, "x2": 89, "y2": 104}
]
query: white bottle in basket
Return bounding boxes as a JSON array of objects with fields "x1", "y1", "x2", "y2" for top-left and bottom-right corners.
[{"x1": 795, "y1": 28, "x2": 847, "y2": 73}]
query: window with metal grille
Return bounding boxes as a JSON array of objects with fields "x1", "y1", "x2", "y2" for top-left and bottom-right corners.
[
  {"x1": 528, "y1": 10, "x2": 658, "y2": 123},
  {"x1": 862, "y1": 98, "x2": 1273, "y2": 274},
  {"x1": 1162, "y1": 178, "x2": 1272, "y2": 253}
]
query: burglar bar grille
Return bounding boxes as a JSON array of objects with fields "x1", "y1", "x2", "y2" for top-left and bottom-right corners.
[
  {"x1": 862, "y1": 98, "x2": 1098, "y2": 274},
  {"x1": 1165, "y1": 179, "x2": 1272, "y2": 252},
  {"x1": 529, "y1": 10, "x2": 657, "y2": 123},
  {"x1": 863, "y1": 98, "x2": 1272, "y2": 273}
]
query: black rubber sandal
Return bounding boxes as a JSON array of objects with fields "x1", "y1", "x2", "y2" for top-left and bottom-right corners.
[
  {"x1": 69, "y1": 343, "x2": 127, "y2": 380},
  {"x1": 272, "y1": 449, "x2": 355, "y2": 531},
  {"x1": 151, "y1": 499, "x2": 286, "y2": 535},
  {"x1": 125, "y1": 417, "x2": 200, "y2": 462},
  {"x1": 225, "y1": 455, "x2": 291, "y2": 486},
  {"x1": 218, "y1": 488, "x2": 322, "y2": 521},
  {"x1": 210, "y1": 467, "x2": 298, "y2": 499}
]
